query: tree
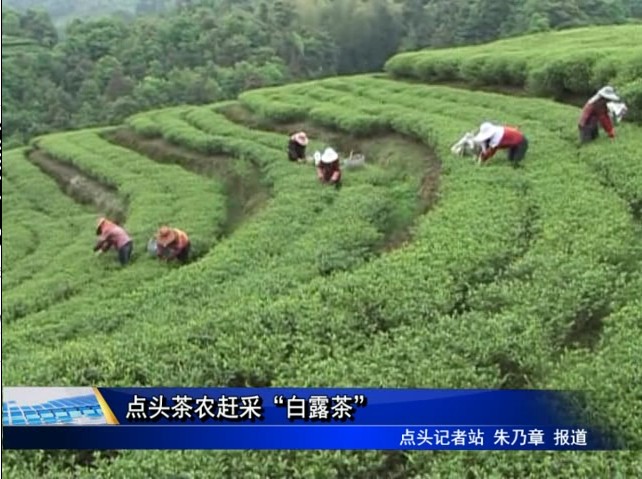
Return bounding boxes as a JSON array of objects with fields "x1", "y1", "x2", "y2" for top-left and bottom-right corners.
[
  {"x1": 4, "y1": 0, "x2": 642, "y2": 147},
  {"x1": 461, "y1": 0, "x2": 520, "y2": 44},
  {"x1": 578, "y1": 0, "x2": 629, "y2": 24},
  {"x1": 105, "y1": 70, "x2": 136, "y2": 101},
  {"x1": 19, "y1": 8, "x2": 58, "y2": 46},
  {"x1": 2, "y1": 9, "x2": 23, "y2": 36},
  {"x1": 399, "y1": 0, "x2": 430, "y2": 50},
  {"x1": 367, "y1": 0, "x2": 403, "y2": 69},
  {"x1": 626, "y1": 0, "x2": 642, "y2": 17}
]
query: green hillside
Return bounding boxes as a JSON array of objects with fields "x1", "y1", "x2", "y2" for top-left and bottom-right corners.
[
  {"x1": 386, "y1": 24, "x2": 642, "y2": 118},
  {"x1": 3, "y1": 26, "x2": 642, "y2": 477},
  {"x1": 1, "y1": 35, "x2": 45, "y2": 58},
  {"x1": 2, "y1": 0, "x2": 144, "y2": 27}
]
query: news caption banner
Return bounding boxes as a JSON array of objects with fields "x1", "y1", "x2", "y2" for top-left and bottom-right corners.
[{"x1": 3, "y1": 387, "x2": 621, "y2": 450}]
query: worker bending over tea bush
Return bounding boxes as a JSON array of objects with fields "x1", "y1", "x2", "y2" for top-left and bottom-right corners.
[
  {"x1": 155, "y1": 226, "x2": 191, "y2": 264},
  {"x1": 94, "y1": 217, "x2": 133, "y2": 266},
  {"x1": 474, "y1": 122, "x2": 529, "y2": 167},
  {"x1": 287, "y1": 131, "x2": 309, "y2": 163},
  {"x1": 316, "y1": 147, "x2": 342, "y2": 189},
  {"x1": 578, "y1": 85, "x2": 620, "y2": 144}
]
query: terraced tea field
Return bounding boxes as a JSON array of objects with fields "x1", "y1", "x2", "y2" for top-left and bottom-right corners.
[
  {"x1": 4, "y1": 27, "x2": 642, "y2": 477},
  {"x1": 386, "y1": 24, "x2": 642, "y2": 118},
  {"x1": 1, "y1": 35, "x2": 45, "y2": 59}
]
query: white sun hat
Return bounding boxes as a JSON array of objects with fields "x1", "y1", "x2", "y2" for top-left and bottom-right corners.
[
  {"x1": 320, "y1": 147, "x2": 339, "y2": 164},
  {"x1": 473, "y1": 122, "x2": 499, "y2": 143},
  {"x1": 598, "y1": 86, "x2": 620, "y2": 102}
]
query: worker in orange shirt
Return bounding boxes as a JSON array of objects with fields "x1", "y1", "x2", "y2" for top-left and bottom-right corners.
[
  {"x1": 94, "y1": 217, "x2": 133, "y2": 266},
  {"x1": 155, "y1": 226, "x2": 191, "y2": 264},
  {"x1": 474, "y1": 122, "x2": 529, "y2": 167}
]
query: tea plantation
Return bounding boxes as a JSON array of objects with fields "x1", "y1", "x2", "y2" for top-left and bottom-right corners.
[
  {"x1": 385, "y1": 24, "x2": 642, "y2": 119},
  {"x1": 3, "y1": 26, "x2": 642, "y2": 478}
]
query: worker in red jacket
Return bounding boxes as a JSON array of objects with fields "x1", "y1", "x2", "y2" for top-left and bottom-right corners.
[
  {"x1": 578, "y1": 85, "x2": 620, "y2": 144},
  {"x1": 473, "y1": 122, "x2": 529, "y2": 167}
]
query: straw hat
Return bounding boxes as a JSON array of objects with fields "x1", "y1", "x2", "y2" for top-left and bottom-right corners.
[
  {"x1": 292, "y1": 131, "x2": 309, "y2": 146},
  {"x1": 156, "y1": 226, "x2": 177, "y2": 247},
  {"x1": 320, "y1": 147, "x2": 339, "y2": 164},
  {"x1": 96, "y1": 217, "x2": 113, "y2": 234}
]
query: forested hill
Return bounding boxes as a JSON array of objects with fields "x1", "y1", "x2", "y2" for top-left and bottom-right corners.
[
  {"x1": 3, "y1": 0, "x2": 642, "y2": 147},
  {"x1": 2, "y1": 0, "x2": 159, "y2": 27}
]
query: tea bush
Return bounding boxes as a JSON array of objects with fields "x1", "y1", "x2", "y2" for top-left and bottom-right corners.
[
  {"x1": 2, "y1": 149, "x2": 89, "y2": 288},
  {"x1": 4, "y1": 67, "x2": 642, "y2": 477},
  {"x1": 3, "y1": 131, "x2": 228, "y2": 324},
  {"x1": 313, "y1": 76, "x2": 642, "y2": 209},
  {"x1": 385, "y1": 25, "x2": 642, "y2": 120}
]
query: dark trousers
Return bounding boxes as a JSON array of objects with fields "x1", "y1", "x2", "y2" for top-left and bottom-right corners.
[
  {"x1": 176, "y1": 242, "x2": 191, "y2": 264},
  {"x1": 508, "y1": 137, "x2": 529, "y2": 165},
  {"x1": 288, "y1": 143, "x2": 305, "y2": 162},
  {"x1": 118, "y1": 241, "x2": 133, "y2": 266},
  {"x1": 579, "y1": 123, "x2": 599, "y2": 144}
]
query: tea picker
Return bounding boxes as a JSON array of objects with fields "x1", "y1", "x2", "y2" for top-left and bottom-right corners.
[
  {"x1": 287, "y1": 131, "x2": 309, "y2": 163},
  {"x1": 309, "y1": 149, "x2": 366, "y2": 169},
  {"x1": 94, "y1": 217, "x2": 133, "y2": 266},
  {"x1": 315, "y1": 147, "x2": 342, "y2": 189},
  {"x1": 151, "y1": 226, "x2": 191, "y2": 264},
  {"x1": 578, "y1": 85, "x2": 621, "y2": 144},
  {"x1": 473, "y1": 122, "x2": 529, "y2": 167}
]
